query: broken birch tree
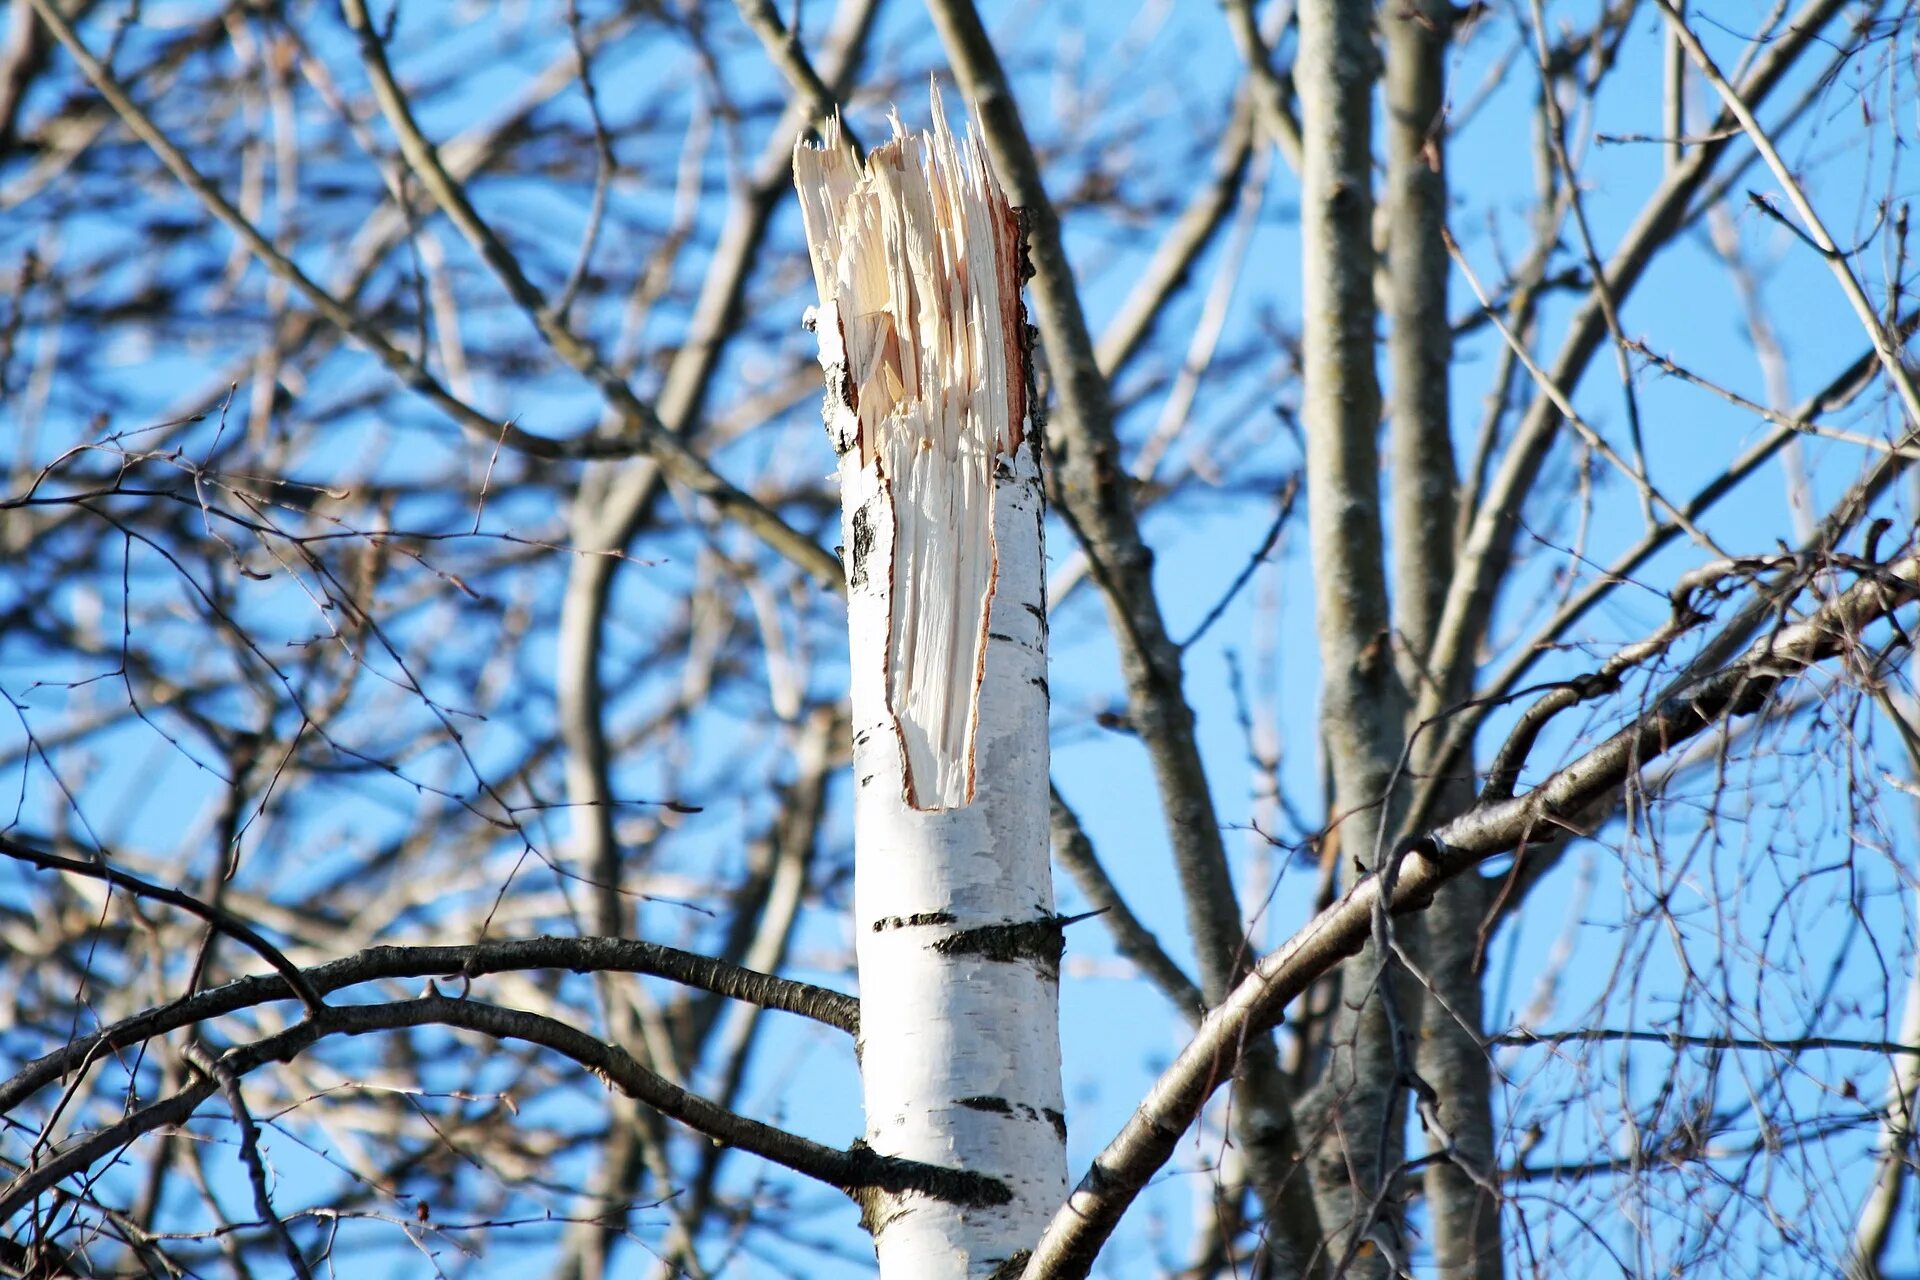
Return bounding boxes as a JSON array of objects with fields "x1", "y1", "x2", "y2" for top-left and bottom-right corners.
[{"x1": 794, "y1": 94, "x2": 1064, "y2": 1278}]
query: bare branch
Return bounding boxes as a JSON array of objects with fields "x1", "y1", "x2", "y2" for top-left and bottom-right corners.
[
  {"x1": 0, "y1": 834, "x2": 324, "y2": 1014},
  {"x1": 1027, "y1": 552, "x2": 1920, "y2": 1278},
  {"x1": 0, "y1": 936, "x2": 856, "y2": 1120},
  {"x1": 0, "y1": 997, "x2": 1000, "y2": 1227}
]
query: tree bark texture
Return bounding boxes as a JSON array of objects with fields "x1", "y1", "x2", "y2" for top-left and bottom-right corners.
[
  {"x1": 1296, "y1": 0, "x2": 1406, "y2": 1270},
  {"x1": 1384, "y1": 2, "x2": 1506, "y2": 1276}
]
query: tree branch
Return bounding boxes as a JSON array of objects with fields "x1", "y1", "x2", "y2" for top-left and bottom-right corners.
[
  {"x1": 0, "y1": 935, "x2": 857, "y2": 1120},
  {"x1": 1025, "y1": 551, "x2": 1920, "y2": 1279},
  {"x1": 0, "y1": 835, "x2": 324, "y2": 1014},
  {"x1": 0, "y1": 996, "x2": 997, "y2": 1228}
]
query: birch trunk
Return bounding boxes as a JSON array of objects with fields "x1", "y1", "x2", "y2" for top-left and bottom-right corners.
[{"x1": 794, "y1": 96, "x2": 1065, "y2": 1279}]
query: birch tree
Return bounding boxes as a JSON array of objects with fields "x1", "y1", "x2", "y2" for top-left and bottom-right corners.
[
  {"x1": 3, "y1": 2, "x2": 1920, "y2": 1278},
  {"x1": 793, "y1": 99, "x2": 1065, "y2": 1276}
]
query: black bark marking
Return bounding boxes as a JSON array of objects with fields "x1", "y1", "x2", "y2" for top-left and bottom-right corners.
[
  {"x1": 955, "y1": 1095, "x2": 1065, "y2": 1143},
  {"x1": 820, "y1": 360, "x2": 859, "y2": 456},
  {"x1": 871, "y1": 911, "x2": 957, "y2": 933},
  {"x1": 843, "y1": 1138, "x2": 1011, "y2": 1233},
  {"x1": 849, "y1": 501, "x2": 876, "y2": 591},
  {"x1": 932, "y1": 914, "x2": 1067, "y2": 977}
]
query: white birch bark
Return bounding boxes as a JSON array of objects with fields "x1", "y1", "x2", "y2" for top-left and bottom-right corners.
[{"x1": 795, "y1": 95, "x2": 1065, "y2": 1279}]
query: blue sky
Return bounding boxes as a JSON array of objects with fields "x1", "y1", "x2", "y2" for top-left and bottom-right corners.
[{"x1": 3, "y1": 1, "x2": 1918, "y2": 1276}]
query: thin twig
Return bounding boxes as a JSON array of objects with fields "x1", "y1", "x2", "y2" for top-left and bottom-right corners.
[
  {"x1": 550, "y1": 0, "x2": 615, "y2": 324},
  {"x1": 1657, "y1": 0, "x2": 1920, "y2": 433},
  {"x1": 0, "y1": 835, "x2": 324, "y2": 1013}
]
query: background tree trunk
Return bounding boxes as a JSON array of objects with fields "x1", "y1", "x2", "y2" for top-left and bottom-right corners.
[
  {"x1": 1384, "y1": 2, "x2": 1506, "y2": 1275},
  {"x1": 1293, "y1": 1, "x2": 1407, "y2": 1272}
]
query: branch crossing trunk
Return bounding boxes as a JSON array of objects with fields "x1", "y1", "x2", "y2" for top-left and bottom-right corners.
[{"x1": 795, "y1": 92, "x2": 1064, "y2": 1279}]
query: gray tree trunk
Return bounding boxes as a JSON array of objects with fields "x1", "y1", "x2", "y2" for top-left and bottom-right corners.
[
  {"x1": 1295, "y1": 1, "x2": 1407, "y2": 1272},
  {"x1": 1384, "y1": 3, "x2": 1506, "y2": 1277}
]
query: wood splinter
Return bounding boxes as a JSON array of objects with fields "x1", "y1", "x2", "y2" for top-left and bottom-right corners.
[{"x1": 795, "y1": 89, "x2": 1029, "y2": 811}]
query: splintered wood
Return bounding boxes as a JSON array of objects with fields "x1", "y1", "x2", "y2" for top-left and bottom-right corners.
[
  {"x1": 795, "y1": 95, "x2": 1028, "y2": 811},
  {"x1": 795, "y1": 96, "x2": 1062, "y2": 1276}
]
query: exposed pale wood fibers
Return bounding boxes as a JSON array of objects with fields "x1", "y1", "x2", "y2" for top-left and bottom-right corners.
[{"x1": 795, "y1": 94, "x2": 1025, "y2": 810}]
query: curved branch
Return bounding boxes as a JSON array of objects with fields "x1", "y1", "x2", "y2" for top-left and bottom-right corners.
[
  {"x1": 0, "y1": 835, "x2": 323, "y2": 1014},
  {"x1": 0, "y1": 935, "x2": 856, "y2": 1117},
  {"x1": 1025, "y1": 552, "x2": 1920, "y2": 1279},
  {"x1": 0, "y1": 996, "x2": 996, "y2": 1226}
]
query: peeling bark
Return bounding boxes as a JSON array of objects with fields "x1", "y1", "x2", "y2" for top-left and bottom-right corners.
[{"x1": 795, "y1": 94, "x2": 1064, "y2": 1279}]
